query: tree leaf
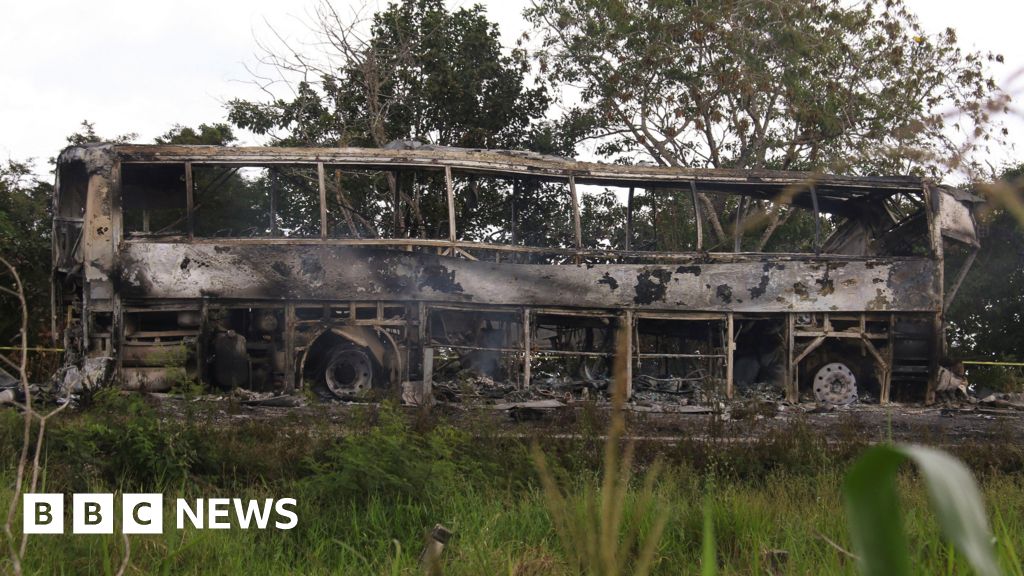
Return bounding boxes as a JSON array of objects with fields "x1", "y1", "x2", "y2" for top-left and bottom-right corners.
[{"x1": 843, "y1": 444, "x2": 999, "y2": 576}]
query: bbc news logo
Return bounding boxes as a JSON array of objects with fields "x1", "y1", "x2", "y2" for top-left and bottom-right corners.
[{"x1": 23, "y1": 494, "x2": 298, "y2": 534}]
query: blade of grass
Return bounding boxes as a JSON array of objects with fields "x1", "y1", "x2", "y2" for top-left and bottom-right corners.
[
  {"x1": 702, "y1": 497, "x2": 716, "y2": 576},
  {"x1": 843, "y1": 444, "x2": 999, "y2": 576}
]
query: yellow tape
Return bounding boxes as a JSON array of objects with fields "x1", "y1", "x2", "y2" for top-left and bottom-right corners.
[{"x1": 962, "y1": 361, "x2": 1024, "y2": 367}]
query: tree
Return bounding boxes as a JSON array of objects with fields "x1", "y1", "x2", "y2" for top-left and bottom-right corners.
[
  {"x1": 947, "y1": 164, "x2": 1024, "y2": 365},
  {"x1": 227, "y1": 0, "x2": 582, "y2": 251},
  {"x1": 0, "y1": 160, "x2": 52, "y2": 349},
  {"x1": 526, "y1": 0, "x2": 1009, "y2": 249},
  {"x1": 155, "y1": 123, "x2": 236, "y2": 146},
  {"x1": 228, "y1": 0, "x2": 562, "y2": 151},
  {"x1": 63, "y1": 120, "x2": 137, "y2": 147}
]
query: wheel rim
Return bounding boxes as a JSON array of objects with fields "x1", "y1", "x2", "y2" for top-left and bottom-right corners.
[
  {"x1": 812, "y1": 362, "x2": 857, "y2": 405},
  {"x1": 324, "y1": 348, "x2": 373, "y2": 397}
]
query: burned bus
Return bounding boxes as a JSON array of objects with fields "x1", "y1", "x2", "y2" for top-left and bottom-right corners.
[{"x1": 51, "y1": 143, "x2": 981, "y2": 404}]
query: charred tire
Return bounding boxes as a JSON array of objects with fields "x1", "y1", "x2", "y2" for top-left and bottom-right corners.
[{"x1": 312, "y1": 343, "x2": 382, "y2": 400}]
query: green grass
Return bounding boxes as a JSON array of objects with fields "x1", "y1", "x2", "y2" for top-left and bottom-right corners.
[{"x1": 1, "y1": 397, "x2": 1023, "y2": 575}]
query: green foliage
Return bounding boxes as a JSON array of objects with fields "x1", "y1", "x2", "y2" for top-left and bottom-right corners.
[
  {"x1": 301, "y1": 403, "x2": 489, "y2": 506},
  {"x1": 63, "y1": 119, "x2": 137, "y2": 147},
  {"x1": 947, "y1": 164, "x2": 1024, "y2": 366},
  {"x1": 843, "y1": 444, "x2": 1000, "y2": 576},
  {"x1": 228, "y1": 0, "x2": 563, "y2": 152},
  {"x1": 527, "y1": 0, "x2": 1005, "y2": 177},
  {"x1": 2, "y1": 405, "x2": 1024, "y2": 574},
  {"x1": 155, "y1": 123, "x2": 236, "y2": 146},
  {"x1": 0, "y1": 159, "x2": 52, "y2": 347},
  {"x1": 226, "y1": 0, "x2": 588, "y2": 250},
  {"x1": 50, "y1": 390, "x2": 200, "y2": 489},
  {"x1": 701, "y1": 498, "x2": 717, "y2": 576},
  {"x1": 527, "y1": 0, "x2": 1007, "y2": 250}
]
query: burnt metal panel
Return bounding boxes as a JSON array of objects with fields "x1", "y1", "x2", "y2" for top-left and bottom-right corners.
[
  {"x1": 937, "y1": 189, "x2": 979, "y2": 247},
  {"x1": 113, "y1": 243, "x2": 939, "y2": 313}
]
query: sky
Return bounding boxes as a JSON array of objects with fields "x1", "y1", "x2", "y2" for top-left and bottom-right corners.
[{"x1": 1, "y1": 0, "x2": 1021, "y2": 179}]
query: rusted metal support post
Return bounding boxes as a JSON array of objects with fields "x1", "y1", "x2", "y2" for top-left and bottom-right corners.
[
  {"x1": 417, "y1": 302, "x2": 432, "y2": 398},
  {"x1": 390, "y1": 171, "x2": 401, "y2": 237},
  {"x1": 733, "y1": 197, "x2": 745, "y2": 253},
  {"x1": 197, "y1": 300, "x2": 208, "y2": 387},
  {"x1": 522, "y1": 307, "x2": 531, "y2": 389},
  {"x1": 625, "y1": 186, "x2": 634, "y2": 251},
  {"x1": 444, "y1": 166, "x2": 457, "y2": 244},
  {"x1": 810, "y1": 185, "x2": 821, "y2": 256},
  {"x1": 786, "y1": 313, "x2": 797, "y2": 402},
  {"x1": 690, "y1": 180, "x2": 703, "y2": 251},
  {"x1": 882, "y1": 314, "x2": 895, "y2": 404},
  {"x1": 944, "y1": 246, "x2": 979, "y2": 312},
  {"x1": 422, "y1": 347, "x2": 433, "y2": 399},
  {"x1": 317, "y1": 163, "x2": 328, "y2": 240},
  {"x1": 726, "y1": 312, "x2": 735, "y2": 399},
  {"x1": 184, "y1": 161, "x2": 194, "y2": 240},
  {"x1": 568, "y1": 176, "x2": 583, "y2": 263},
  {"x1": 924, "y1": 182, "x2": 945, "y2": 405},
  {"x1": 623, "y1": 310, "x2": 633, "y2": 400},
  {"x1": 269, "y1": 170, "x2": 279, "y2": 236},
  {"x1": 283, "y1": 302, "x2": 295, "y2": 393}
]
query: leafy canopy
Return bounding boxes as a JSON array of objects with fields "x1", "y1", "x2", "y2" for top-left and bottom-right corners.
[
  {"x1": 228, "y1": 0, "x2": 565, "y2": 153},
  {"x1": 527, "y1": 0, "x2": 1007, "y2": 175}
]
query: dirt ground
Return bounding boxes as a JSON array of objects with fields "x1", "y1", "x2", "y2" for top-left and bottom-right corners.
[{"x1": 146, "y1": 392, "x2": 1024, "y2": 448}]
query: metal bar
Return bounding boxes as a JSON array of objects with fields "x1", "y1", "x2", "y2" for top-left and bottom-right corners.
[
  {"x1": 115, "y1": 145, "x2": 927, "y2": 192},
  {"x1": 283, "y1": 302, "x2": 295, "y2": 393},
  {"x1": 422, "y1": 347, "x2": 434, "y2": 397},
  {"x1": 294, "y1": 319, "x2": 409, "y2": 327},
  {"x1": 625, "y1": 186, "x2": 634, "y2": 251},
  {"x1": 269, "y1": 169, "x2": 279, "y2": 236},
  {"x1": 624, "y1": 310, "x2": 634, "y2": 400},
  {"x1": 962, "y1": 361, "x2": 1024, "y2": 366},
  {"x1": 568, "y1": 176, "x2": 583, "y2": 263},
  {"x1": 522, "y1": 307, "x2": 531, "y2": 389},
  {"x1": 445, "y1": 165, "x2": 457, "y2": 243},
  {"x1": 793, "y1": 330, "x2": 889, "y2": 339},
  {"x1": 786, "y1": 313, "x2": 797, "y2": 402},
  {"x1": 792, "y1": 334, "x2": 826, "y2": 367},
  {"x1": 317, "y1": 163, "x2": 328, "y2": 240},
  {"x1": 531, "y1": 349, "x2": 612, "y2": 357},
  {"x1": 882, "y1": 314, "x2": 894, "y2": 404},
  {"x1": 810, "y1": 185, "x2": 820, "y2": 256},
  {"x1": 924, "y1": 182, "x2": 944, "y2": 405},
  {"x1": 390, "y1": 171, "x2": 401, "y2": 237},
  {"x1": 125, "y1": 233, "x2": 917, "y2": 262},
  {"x1": 690, "y1": 180, "x2": 703, "y2": 251},
  {"x1": 943, "y1": 247, "x2": 979, "y2": 312},
  {"x1": 634, "y1": 311, "x2": 728, "y2": 321},
  {"x1": 448, "y1": 349, "x2": 731, "y2": 359},
  {"x1": 510, "y1": 178, "x2": 518, "y2": 248},
  {"x1": 637, "y1": 353, "x2": 728, "y2": 359},
  {"x1": 858, "y1": 332, "x2": 887, "y2": 371},
  {"x1": 726, "y1": 312, "x2": 734, "y2": 399},
  {"x1": 733, "y1": 197, "x2": 745, "y2": 253},
  {"x1": 0, "y1": 346, "x2": 65, "y2": 352},
  {"x1": 185, "y1": 161, "x2": 194, "y2": 240}
]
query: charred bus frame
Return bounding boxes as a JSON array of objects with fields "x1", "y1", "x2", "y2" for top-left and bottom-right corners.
[{"x1": 52, "y1": 144, "x2": 981, "y2": 404}]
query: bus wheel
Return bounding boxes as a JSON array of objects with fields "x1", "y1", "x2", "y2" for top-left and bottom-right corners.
[
  {"x1": 811, "y1": 362, "x2": 857, "y2": 405},
  {"x1": 323, "y1": 345, "x2": 374, "y2": 398}
]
